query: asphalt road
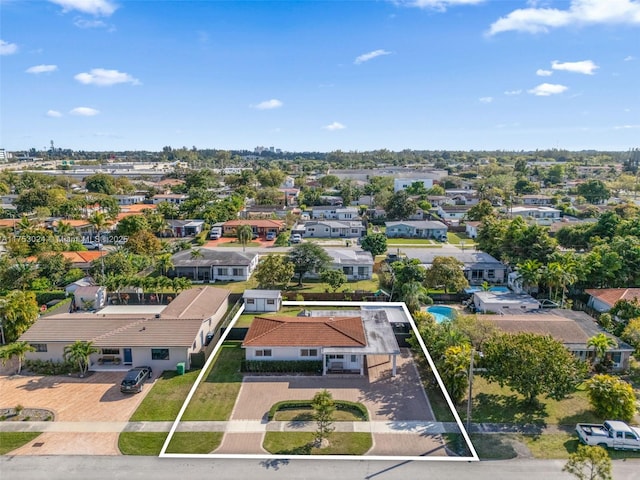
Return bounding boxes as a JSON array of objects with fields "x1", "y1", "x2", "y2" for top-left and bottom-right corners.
[{"x1": 1, "y1": 456, "x2": 639, "y2": 480}]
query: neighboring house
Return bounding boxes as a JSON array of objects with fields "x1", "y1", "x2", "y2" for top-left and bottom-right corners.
[
  {"x1": 20, "y1": 286, "x2": 230, "y2": 372},
  {"x1": 385, "y1": 220, "x2": 448, "y2": 240},
  {"x1": 465, "y1": 221, "x2": 481, "y2": 239},
  {"x1": 240, "y1": 205, "x2": 297, "y2": 219},
  {"x1": 170, "y1": 249, "x2": 259, "y2": 282},
  {"x1": 437, "y1": 205, "x2": 472, "y2": 223},
  {"x1": 152, "y1": 194, "x2": 188, "y2": 205},
  {"x1": 222, "y1": 219, "x2": 285, "y2": 237},
  {"x1": 64, "y1": 276, "x2": 95, "y2": 296},
  {"x1": 243, "y1": 290, "x2": 282, "y2": 313},
  {"x1": 302, "y1": 220, "x2": 366, "y2": 239},
  {"x1": 472, "y1": 290, "x2": 541, "y2": 314},
  {"x1": 309, "y1": 206, "x2": 359, "y2": 220},
  {"x1": 26, "y1": 250, "x2": 109, "y2": 273},
  {"x1": 72, "y1": 286, "x2": 107, "y2": 311},
  {"x1": 510, "y1": 206, "x2": 561, "y2": 222},
  {"x1": 113, "y1": 194, "x2": 146, "y2": 206},
  {"x1": 304, "y1": 248, "x2": 373, "y2": 280},
  {"x1": 410, "y1": 251, "x2": 507, "y2": 285},
  {"x1": 51, "y1": 219, "x2": 94, "y2": 237},
  {"x1": 478, "y1": 310, "x2": 634, "y2": 371},
  {"x1": 393, "y1": 178, "x2": 434, "y2": 193},
  {"x1": 167, "y1": 219, "x2": 205, "y2": 237},
  {"x1": 242, "y1": 308, "x2": 401, "y2": 376},
  {"x1": 585, "y1": 288, "x2": 640, "y2": 313},
  {"x1": 520, "y1": 195, "x2": 554, "y2": 206},
  {"x1": 281, "y1": 176, "x2": 295, "y2": 189}
]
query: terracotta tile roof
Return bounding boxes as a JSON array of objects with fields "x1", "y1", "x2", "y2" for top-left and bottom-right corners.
[
  {"x1": 52, "y1": 219, "x2": 91, "y2": 228},
  {"x1": 0, "y1": 219, "x2": 18, "y2": 228},
  {"x1": 63, "y1": 251, "x2": 109, "y2": 263},
  {"x1": 584, "y1": 289, "x2": 640, "y2": 308},
  {"x1": 224, "y1": 219, "x2": 284, "y2": 228},
  {"x1": 122, "y1": 203, "x2": 156, "y2": 213},
  {"x1": 243, "y1": 316, "x2": 366, "y2": 348}
]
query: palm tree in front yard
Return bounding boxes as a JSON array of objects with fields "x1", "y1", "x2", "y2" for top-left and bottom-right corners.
[
  {"x1": 587, "y1": 333, "x2": 617, "y2": 366},
  {"x1": 64, "y1": 340, "x2": 98, "y2": 377},
  {"x1": 0, "y1": 341, "x2": 35, "y2": 374}
]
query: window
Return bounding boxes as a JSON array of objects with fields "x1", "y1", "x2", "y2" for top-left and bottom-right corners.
[
  {"x1": 31, "y1": 343, "x2": 47, "y2": 352},
  {"x1": 217, "y1": 268, "x2": 228, "y2": 276},
  {"x1": 343, "y1": 267, "x2": 353, "y2": 275},
  {"x1": 151, "y1": 348, "x2": 170, "y2": 360},
  {"x1": 301, "y1": 349, "x2": 318, "y2": 357},
  {"x1": 266, "y1": 299, "x2": 275, "y2": 305},
  {"x1": 101, "y1": 348, "x2": 119, "y2": 355},
  {"x1": 255, "y1": 349, "x2": 272, "y2": 357},
  {"x1": 328, "y1": 354, "x2": 344, "y2": 359},
  {"x1": 351, "y1": 355, "x2": 357, "y2": 363},
  {"x1": 351, "y1": 229, "x2": 359, "y2": 234},
  {"x1": 358, "y1": 267, "x2": 367, "y2": 276},
  {"x1": 246, "y1": 298, "x2": 255, "y2": 304},
  {"x1": 487, "y1": 270, "x2": 495, "y2": 279},
  {"x1": 232, "y1": 268, "x2": 243, "y2": 276}
]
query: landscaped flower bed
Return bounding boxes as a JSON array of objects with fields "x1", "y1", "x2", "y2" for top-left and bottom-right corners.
[{"x1": 0, "y1": 407, "x2": 54, "y2": 422}]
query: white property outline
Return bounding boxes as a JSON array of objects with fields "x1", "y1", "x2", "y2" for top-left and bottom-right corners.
[{"x1": 160, "y1": 301, "x2": 479, "y2": 461}]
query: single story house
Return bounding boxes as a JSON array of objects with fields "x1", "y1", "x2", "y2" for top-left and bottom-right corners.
[
  {"x1": 393, "y1": 178, "x2": 434, "y2": 193},
  {"x1": 113, "y1": 194, "x2": 147, "y2": 206},
  {"x1": 510, "y1": 206, "x2": 561, "y2": 222},
  {"x1": 222, "y1": 219, "x2": 285, "y2": 237},
  {"x1": 170, "y1": 249, "x2": 259, "y2": 282},
  {"x1": 26, "y1": 250, "x2": 109, "y2": 273},
  {"x1": 305, "y1": 248, "x2": 373, "y2": 280},
  {"x1": 585, "y1": 288, "x2": 640, "y2": 313},
  {"x1": 152, "y1": 194, "x2": 188, "y2": 205},
  {"x1": 167, "y1": 219, "x2": 205, "y2": 237},
  {"x1": 243, "y1": 290, "x2": 282, "y2": 313},
  {"x1": 242, "y1": 308, "x2": 401, "y2": 376},
  {"x1": 410, "y1": 251, "x2": 507, "y2": 285},
  {"x1": 437, "y1": 205, "x2": 472, "y2": 224},
  {"x1": 20, "y1": 286, "x2": 230, "y2": 372},
  {"x1": 472, "y1": 290, "x2": 541, "y2": 314},
  {"x1": 302, "y1": 220, "x2": 366, "y2": 238},
  {"x1": 64, "y1": 276, "x2": 95, "y2": 296},
  {"x1": 478, "y1": 310, "x2": 634, "y2": 371},
  {"x1": 385, "y1": 220, "x2": 448, "y2": 240},
  {"x1": 520, "y1": 194, "x2": 553, "y2": 206},
  {"x1": 465, "y1": 221, "x2": 481, "y2": 239},
  {"x1": 309, "y1": 206, "x2": 359, "y2": 221}
]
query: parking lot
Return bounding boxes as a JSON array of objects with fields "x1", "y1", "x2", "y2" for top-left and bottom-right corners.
[{"x1": 0, "y1": 372, "x2": 152, "y2": 455}]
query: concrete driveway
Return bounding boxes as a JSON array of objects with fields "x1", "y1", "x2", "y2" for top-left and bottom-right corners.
[
  {"x1": 0, "y1": 372, "x2": 152, "y2": 455},
  {"x1": 215, "y1": 349, "x2": 448, "y2": 456}
]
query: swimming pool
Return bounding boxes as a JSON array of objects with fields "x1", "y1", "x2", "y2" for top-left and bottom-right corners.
[
  {"x1": 463, "y1": 286, "x2": 510, "y2": 294},
  {"x1": 426, "y1": 305, "x2": 457, "y2": 323}
]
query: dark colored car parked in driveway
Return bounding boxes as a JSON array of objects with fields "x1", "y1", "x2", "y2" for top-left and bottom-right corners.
[{"x1": 120, "y1": 366, "x2": 152, "y2": 393}]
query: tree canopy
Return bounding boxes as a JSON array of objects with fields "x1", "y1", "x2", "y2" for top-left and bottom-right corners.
[{"x1": 288, "y1": 243, "x2": 331, "y2": 286}]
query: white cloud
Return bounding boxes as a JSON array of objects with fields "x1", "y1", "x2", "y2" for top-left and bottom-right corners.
[
  {"x1": 74, "y1": 68, "x2": 141, "y2": 86},
  {"x1": 396, "y1": 0, "x2": 485, "y2": 11},
  {"x1": 0, "y1": 40, "x2": 18, "y2": 55},
  {"x1": 488, "y1": 0, "x2": 640, "y2": 35},
  {"x1": 49, "y1": 0, "x2": 118, "y2": 16},
  {"x1": 46, "y1": 110, "x2": 63, "y2": 118},
  {"x1": 354, "y1": 49, "x2": 392, "y2": 65},
  {"x1": 252, "y1": 99, "x2": 283, "y2": 110},
  {"x1": 551, "y1": 60, "x2": 599, "y2": 74},
  {"x1": 26, "y1": 64, "x2": 58, "y2": 74},
  {"x1": 70, "y1": 107, "x2": 100, "y2": 116},
  {"x1": 624, "y1": 55, "x2": 635, "y2": 61},
  {"x1": 504, "y1": 89, "x2": 522, "y2": 95},
  {"x1": 323, "y1": 121, "x2": 346, "y2": 131},
  {"x1": 528, "y1": 83, "x2": 569, "y2": 96},
  {"x1": 614, "y1": 124, "x2": 640, "y2": 129},
  {"x1": 74, "y1": 18, "x2": 108, "y2": 28},
  {"x1": 536, "y1": 69, "x2": 553, "y2": 76},
  {"x1": 479, "y1": 96, "x2": 493, "y2": 103}
]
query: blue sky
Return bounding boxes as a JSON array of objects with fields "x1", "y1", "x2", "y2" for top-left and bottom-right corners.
[{"x1": 1, "y1": 0, "x2": 639, "y2": 152}]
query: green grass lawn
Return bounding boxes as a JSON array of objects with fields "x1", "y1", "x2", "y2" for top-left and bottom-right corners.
[
  {"x1": 520, "y1": 433, "x2": 640, "y2": 460},
  {"x1": 447, "y1": 232, "x2": 476, "y2": 245},
  {"x1": 118, "y1": 432, "x2": 168, "y2": 456},
  {"x1": 283, "y1": 276, "x2": 380, "y2": 293},
  {"x1": 263, "y1": 432, "x2": 372, "y2": 455},
  {"x1": 462, "y1": 376, "x2": 603, "y2": 426},
  {"x1": 216, "y1": 241, "x2": 262, "y2": 248},
  {"x1": 181, "y1": 342, "x2": 244, "y2": 421},
  {"x1": 386, "y1": 238, "x2": 442, "y2": 247},
  {"x1": 129, "y1": 369, "x2": 201, "y2": 421},
  {"x1": 165, "y1": 432, "x2": 223, "y2": 454},
  {"x1": 0, "y1": 432, "x2": 42, "y2": 455}
]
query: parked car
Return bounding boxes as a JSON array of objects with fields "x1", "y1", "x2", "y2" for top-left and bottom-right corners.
[
  {"x1": 82, "y1": 241, "x2": 103, "y2": 250},
  {"x1": 266, "y1": 231, "x2": 276, "y2": 241},
  {"x1": 291, "y1": 233, "x2": 302, "y2": 243},
  {"x1": 120, "y1": 366, "x2": 152, "y2": 394},
  {"x1": 576, "y1": 421, "x2": 640, "y2": 451}
]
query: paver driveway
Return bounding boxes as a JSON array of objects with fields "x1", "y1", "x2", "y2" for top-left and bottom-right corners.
[
  {"x1": 215, "y1": 349, "x2": 448, "y2": 456},
  {"x1": 0, "y1": 372, "x2": 152, "y2": 455}
]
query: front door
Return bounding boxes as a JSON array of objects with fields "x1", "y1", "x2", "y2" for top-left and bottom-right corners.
[{"x1": 123, "y1": 348, "x2": 132, "y2": 365}]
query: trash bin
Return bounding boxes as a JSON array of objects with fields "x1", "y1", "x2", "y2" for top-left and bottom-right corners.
[{"x1": 176, "y1": 362, "x2": 185, "y2": 375}]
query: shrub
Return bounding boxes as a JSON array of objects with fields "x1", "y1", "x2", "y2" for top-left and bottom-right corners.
[
  {"x1": 242, "y1": 360, "x2": 322, "y2": 374},
  {"x1": 586, "y1": 374, "x2": 637, "y2": 422},
  {"x1": 35, "y1": 291, "x2": 66, "y2": 305},
  {"x1": 267, "y1": 399, "x2": 368, "y2": 421},
  {"x1": 24, "y1": 359, "x2": 76, "y2": 375}
]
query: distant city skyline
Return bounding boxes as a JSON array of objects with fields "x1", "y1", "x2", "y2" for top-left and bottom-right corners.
[{"x1": 1, "y1": 0, "x2": 639, "y2": 152}]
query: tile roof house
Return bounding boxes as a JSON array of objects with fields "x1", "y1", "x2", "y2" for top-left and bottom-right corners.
[
  {"x1": 222, "y1": 219, "x2": 285, "y2": 237},
  {"x1": 478, "y1": 310, "x2": 634, "y2": 371},
  {"x1": 585, "y1": 288, "x2": 640, "y2": 313},
  {"x1": 242, "y1": 308, "x2": 401, "y2": 375},
  {"x1": 170, "y1": 249, "x2": 259, "y2": 282},
  {"x1": 20, "y1": 286, "x2": 230, "y2": 372}
]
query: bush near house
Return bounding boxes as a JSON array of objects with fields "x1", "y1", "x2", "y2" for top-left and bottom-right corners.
[
  {"x1": 242, "y1": 360, "x2": 322, "y2": 374},
  {"x1": 267, "y1": 399, "x2": 369, "y2": 421}
]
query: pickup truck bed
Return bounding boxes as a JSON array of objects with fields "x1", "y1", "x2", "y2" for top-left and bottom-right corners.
[{"x1": 576, "y1": 421, "x2": 640, "y2": 451}]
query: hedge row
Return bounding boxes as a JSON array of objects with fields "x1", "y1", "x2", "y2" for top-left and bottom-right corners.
[
  {"x1": 267, "y1": 399, "x2": 369, "y2": 421},
  {"x1": 24, "y1": 359, "x2": 76, "y2": 376},
  {"x1": 35, "y1": 291, "x2": 67, "y2": 305},
  {"x1": 242, "y1": 360, "x2": 322, "y2": 374}
]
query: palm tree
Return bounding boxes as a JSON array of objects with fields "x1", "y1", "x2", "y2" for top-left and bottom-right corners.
[
  {"x1": 190, "y1": 249, "x2": 203, "y2": 281},
  {"x1": 236, "y1": 225, "x2": 254, "y2": 252},
  {"x1": 155, "y1": 253, "x2": 174, "y2": 277},
  {"x1": 587, "y1": 333, "x2": 617, "y2": 365},
  {"x1": 156, "y1": 275, "x2": 173, "y2": 303},
  {"x1": 400, "y1": 281, "x2": 430, "y2": 314},
  {"x1": 515, "y1": 259, "x2": 542, "y2": 295},
  {"x1": 0, "y1": 341, "x2": 35, "y2": 374},
  {"x1": 63, "y1": 340, "x2": 98, "y2": 377},
  {"x1": 88, "y1": 211, "x2": 108, "y2": 240},
  {"x1": 172, "y1": 277, "x2": 192, "y2": 295},
  {"x1": 55, "y1": 220, "x2": 78, "y2": 243}
]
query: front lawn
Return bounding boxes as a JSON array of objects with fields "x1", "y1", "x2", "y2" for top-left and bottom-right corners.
[
  {"x1": 386, "y1": 238, "x2": 442, "y2": 247},
  {"x1": 520, "y1": 433, "x2": 640, "y2": 460},
  {"x1": 0, "y1": 432, "x2": 42, "y2": 455},
  {"x1": 181, "y1": 342, "x2": 243, "y2": 421},
  {"x1": 118, "y1": 432, "x2": 167, "y2": 456},
  {"x1": 446, "y1": 232, "x2": 476, "y2": 245},
  {"x1": 129, "y1": 369, "x2": 201, "y2": 421},
  {"x1": 165, "y1": 432, "x2": 223, "y2": 454},
  {"x1": 263, "y1": 432, "x2": 372, "y2": 455}
]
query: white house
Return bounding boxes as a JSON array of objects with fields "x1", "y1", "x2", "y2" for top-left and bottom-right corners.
[
  {"x1": 437, "y1": 205, "x2": 472, "y2": 224},
  {"x1": 472, "y1": 290, "x2": 541, "y2": 314},
  {"x1": 465, "y1": 221, "x2": 481, "y2": 239},
  {"x1": 72, "y1": 286, "x2": 106, "y2": 311},
  {"x1": 385, "y1": 220, "x2": 448, "y2": 240},
  {"x1": 243, "y1": 290, "x2": 282, "y2": 313},
  {"x1": 20, "y1": 286, "x2": 230, "y2": 373},
  {"x1": 510, "y1": 206, "x2": 561, "y2": 222},
  {"x1": 302, "y1": 220, "x2": 366, "y2": 238},
  {"x1": 393, "y1": 178, "x2": 434, "y2": 193},
  {"x1": 321, "y1": 249, "x2": 374, "y2": 280},
  {"x1": 170, "y1": 249, "x2": 259, "y2": 282},
  {"x1": 411, "y1": 251, "x2": 507, "y2": 285},
  {"x1": 309, "y1": 206, "x2": 359, "y2": 220},
  {"x1": 113, "y1": 194, "x2": 146, "y2": 206},
  {"x1": 152, "y1": 194, "x2": 188, "y2": 205},
  {"x1": 64, "y1": 276, "x2": 95, "y2": 296}
]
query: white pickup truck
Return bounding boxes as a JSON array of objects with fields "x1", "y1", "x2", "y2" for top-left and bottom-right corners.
[{"x1": 575, "y1": 420, "x2": 640, "y2": 451}]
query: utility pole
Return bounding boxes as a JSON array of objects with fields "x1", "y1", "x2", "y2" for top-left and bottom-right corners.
[{"x1": 466, "y1": 348, "x2": 475, "y2": 433}]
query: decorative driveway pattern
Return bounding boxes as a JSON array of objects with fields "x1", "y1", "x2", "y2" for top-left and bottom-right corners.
[{"x1": 1, "y1": 372, "x2": 152, "y2": 455}]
